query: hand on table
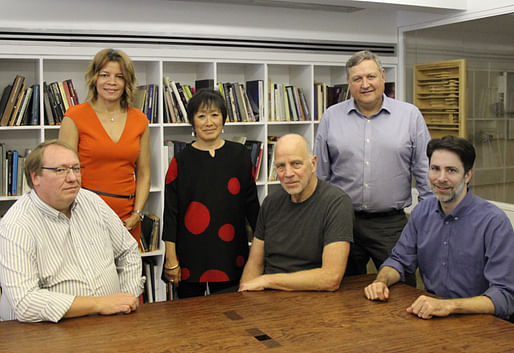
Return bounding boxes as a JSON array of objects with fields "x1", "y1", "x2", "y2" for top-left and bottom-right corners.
[
  {"x1": 364, "y1": 281, "x2": 389, "y2": 301},
  {"x1": 407, "y1": 295, "x2": 451, "y2": 319}
]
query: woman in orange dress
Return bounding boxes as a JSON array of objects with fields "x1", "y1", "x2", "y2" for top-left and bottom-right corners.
[{"x1": 59, "y1": 48, "x2": 150, "y2": 242}]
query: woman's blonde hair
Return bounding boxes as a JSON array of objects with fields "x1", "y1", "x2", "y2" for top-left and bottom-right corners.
[{"x1": 85, "y1": 48, "x2": 136, "y2": 109}]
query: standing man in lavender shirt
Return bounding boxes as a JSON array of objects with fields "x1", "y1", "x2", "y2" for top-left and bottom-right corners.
[
  {"x1": 314, "y1": 50, "x2": 432, "y2": 286},
  {"x1": 364, "y1": 136, "x2": 514, "y2": 321}
]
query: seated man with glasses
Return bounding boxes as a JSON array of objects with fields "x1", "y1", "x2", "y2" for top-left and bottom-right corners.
[{"x1": 0, "y1": 140, "x2": 144, "y2": 322}]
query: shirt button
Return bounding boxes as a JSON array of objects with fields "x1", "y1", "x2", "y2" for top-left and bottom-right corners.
[
  {"x1": 445, "y1": 221, "x2": 449, "y2": 225},
  {"x1": 365, "y1": 161, "x2": 370, "y2": 165},
  {"x1": 365, "y1": 184, "x2": 369, "y2": 188},
  {"x1": 454, "y1": 217, "x2": 459, "y2": 220},
  {"x1": 442, "y1": 262, "x2": 446, "y2": 266},
  {"x1": 364, "y1": 205, "x2": 368, "y2": 209},
  {"x1": 443, "y1": 241, "x2": 448, "y2": 245},
  {"x1": 366, "y1": 138, "x2": 370, "y2": 143}
]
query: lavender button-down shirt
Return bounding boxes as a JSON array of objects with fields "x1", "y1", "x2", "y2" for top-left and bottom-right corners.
[{"x1": 314, "y1": 95, "x2": 432, "y2": 212}]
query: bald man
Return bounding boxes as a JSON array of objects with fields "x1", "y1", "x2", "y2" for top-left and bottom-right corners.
[{"x1": 239, "y1": 134, "x2": 353, "y2": 292}]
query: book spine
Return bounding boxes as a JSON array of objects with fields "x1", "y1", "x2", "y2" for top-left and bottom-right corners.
[
  {"x1": 18, "y1": 87, "x2": 32, "y2": 126},
  {"x1": 0, "y1": 144, "x2": 4, "y2": 196},
  {"x1": 66, "y1": 79, "x2": 80, "y2": 105},
  {"x1": 1, "y1": 75, "x2": 25, "y2": 126},
  {"x1": 170, "y1": 81, "x2": 188, "y2": 123},
  {"x1": 57, "y1": 81, "x2": 69, "y2": 112},
  {"x1": 43, "y1": 83, "x2": 55, "y2": 126},
  {"x1": 146, "y1": 84, "x2": 154, "y2": 123},
  {"x1": 31, "y1": 84, "x2": 40, "y2": 125},
  {"x1": 10, "y1": 85, "x2": 26, "y2": 126},
  {"x1": 299, "y1": 88, "x2": 311, "y2": 121},
  {"x1": 62, "y1": 80, "x2": 73, "y2": 108},
  {"x1": 7, "y1": 151, "x2": 13, "y2": 196}
]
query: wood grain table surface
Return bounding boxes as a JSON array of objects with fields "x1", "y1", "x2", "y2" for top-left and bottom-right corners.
[{"x1": 0, "y1": 274, "x2": 512, "y2": 352}]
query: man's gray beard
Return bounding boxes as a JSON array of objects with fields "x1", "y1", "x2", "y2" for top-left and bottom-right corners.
[{"x1": 437, "y1": 178, "x2": 466, "y2": 204}]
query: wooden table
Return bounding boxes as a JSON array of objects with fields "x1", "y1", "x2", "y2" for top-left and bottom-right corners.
[{"x1": 0, "y1": 275, "x2": 512, "y2": 352}]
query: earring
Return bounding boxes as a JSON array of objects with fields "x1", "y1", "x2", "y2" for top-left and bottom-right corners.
[
  {"x1": 222, "y1": 128, "x2": 224, "y2": 134},
  {"x1": 191, "y1": 129, "x2": 195, "y2": 137}
]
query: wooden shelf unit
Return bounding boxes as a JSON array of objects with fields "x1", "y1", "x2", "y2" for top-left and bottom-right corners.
[{"x1": 414, "y1": 59, "x2": 467, "y2": 138}]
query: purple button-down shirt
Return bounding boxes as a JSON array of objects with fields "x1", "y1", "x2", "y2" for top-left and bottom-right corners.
[{"x1": 382, "y1": 191, "x2": 514, "y2": 319}]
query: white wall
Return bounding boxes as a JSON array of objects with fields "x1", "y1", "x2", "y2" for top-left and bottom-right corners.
[{"x1": 0, "y1": 0, "x2": 400, "y2": 44}]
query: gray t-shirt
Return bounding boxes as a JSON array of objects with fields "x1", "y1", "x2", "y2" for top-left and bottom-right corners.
[{"x1": 255, "y1": 179, "x2": 353, "y2": 274}]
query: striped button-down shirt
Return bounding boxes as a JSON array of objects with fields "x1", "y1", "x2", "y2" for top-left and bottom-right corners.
[{"x1": 0, "y1": 189, "x2": 144, "y2": 322}]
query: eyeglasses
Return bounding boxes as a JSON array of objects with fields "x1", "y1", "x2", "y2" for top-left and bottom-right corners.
[{"x1": 41, "y1": 166, "x2": 84, "y2": 177}]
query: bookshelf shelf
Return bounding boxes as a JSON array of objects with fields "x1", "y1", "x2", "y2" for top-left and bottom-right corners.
[{"x1": 0, "y1": 43, "x2": 398, "y2": 302}]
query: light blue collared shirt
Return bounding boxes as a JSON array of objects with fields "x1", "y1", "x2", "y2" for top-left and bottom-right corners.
[{"x1": 314, "y1": 94, "x2": 432, "y2": 212}]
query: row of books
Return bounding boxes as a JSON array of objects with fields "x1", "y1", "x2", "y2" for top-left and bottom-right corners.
[
  {"x1": 43, "y1": 80, "x2": 80, "y2": 125},
  {"x1": 230, "y1": 137, "x2": 264, "y2": 182},
  {"x1": 267, "y1": 136, "x2": 279, "y2": 181},
  {"x1": 313, "y1": 82, "x2": 351, "y2": 120},
  {"x1": 140, "y1": 213, "x2": 160, "y2": 253},
  {"x1": 218, "y1": 80, "x2": 263, "y2": 123},
  {"x1": 163, "y1": 78, "x2": 264, "y2": 124},
  {"x1": 0, "y1": 75, "x2": 40, "y2": 126},
  {"x1": 0, "y1": 145, "x2": 30, "y2": 197},
  {"x1": 134, "y1": 84, "x2": 159, "y2": 124},
  {"x1": 162, "y1": 77, "x2": 195, "y2": 124},
  {"x1": 268, "y1": 82, "x2": 310, "y2": 122}
]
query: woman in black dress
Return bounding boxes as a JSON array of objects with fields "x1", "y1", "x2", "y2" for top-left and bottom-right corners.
[{"x1": 162, "y1": 89, "x2": 260, "y2": 298}]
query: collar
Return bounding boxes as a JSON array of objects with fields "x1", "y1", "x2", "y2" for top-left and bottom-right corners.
[
  {"x1": 28, "y1": 189, "x2": 78, "y2": 219},
  {"x1": 434, "y1": 190, "x2": 474, "y2": 219},
  {"x1": 347, "y1": 94, "x2": 392, "y2": 119}
]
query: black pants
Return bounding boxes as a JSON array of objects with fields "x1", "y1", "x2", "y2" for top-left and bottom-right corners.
[
  {"x1": 346, "y1": 211, "x2": 417, "y2": 287},
  {"x1": 177, "y1": 281, "x2": 239, "y2": 299}
]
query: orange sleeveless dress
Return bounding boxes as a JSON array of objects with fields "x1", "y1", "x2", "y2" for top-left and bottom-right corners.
[{"x1": 65, "y1": 102, "x2": 148, "y2": 242}]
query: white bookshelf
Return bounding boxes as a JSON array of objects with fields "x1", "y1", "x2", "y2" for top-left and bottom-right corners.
[{"x1": 0, "y1": 43, "x2": 398, "y2": 301}]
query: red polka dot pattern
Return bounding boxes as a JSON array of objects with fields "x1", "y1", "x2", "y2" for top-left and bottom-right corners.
[
  {"x1": 236, "y1": 256, "x2": 245, "y2": 267},
  {"x1": 181, "y1": 267, "x2": 190, "y2": 280},
  {"x1": 185, "y1": 201, "x2": 210, "y2": 235},
  {"x1": 227, "y1": 177, "x2": 240, "y2": 195},
  {"x1": 165, "y1": 158, "x2": 178, "y2": 184},
  {"x1": 218, "y1": 224, "x2": 235, "y2": 242},
  {"x1": 199, "y1": 269, "x2": 229, "y2": 282}
]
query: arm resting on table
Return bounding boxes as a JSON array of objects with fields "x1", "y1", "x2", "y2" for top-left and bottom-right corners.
[{"x1": 240, "y1": 241, "x2": 349, "y2": 292}]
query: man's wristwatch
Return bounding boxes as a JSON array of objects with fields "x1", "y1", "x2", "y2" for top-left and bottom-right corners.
[{"x1": 132, "y1": 210, "x2": 144, "y2": 222}]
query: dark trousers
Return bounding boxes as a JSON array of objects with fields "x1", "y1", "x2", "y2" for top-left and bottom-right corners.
[
  {"x1": 346, "y1": 211, "x2": 417, "y2": 287},
  {"x1": 177, "y1": 280, "x2": 239, "y2": 299}
]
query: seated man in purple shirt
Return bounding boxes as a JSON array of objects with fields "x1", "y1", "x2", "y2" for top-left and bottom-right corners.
[{"x1": 364, "y1": 135, "x2": 514, "y2": 321}]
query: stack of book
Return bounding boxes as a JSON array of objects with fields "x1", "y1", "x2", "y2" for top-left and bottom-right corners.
[
  {"x1": 218, "y1": 81, "x2": 261, "y2": 123},
  {"x1": 162, "y1": 77, "x2": 194, "y2": 123},
  {"x1": 43, "y1": 80, "x2": 79, "y2": 125},
  {"x1": 268, "y1": 82, "x2": 310, "y2": 122},
  {"x1": 0, "y1": 144, "x2": 30, "y2": 196},
  {"x1": 267, "y1": 136, "x2": 280, "y2": 181},
  {"x1": 134, "y1": 84, "x2": 159, "y2": 123},
  {"x1": 244, "y1": 140, "x2": 263, "y2": 182},
  {"x1": 142, "y1": 257, "x2": 157, "y2": 303},
  {"x1": 313, "y1": 82, "x2": 350, "y2": 120},
  {"x1": 0, "y1": 75, "x2": 41, "y2": 126},
  {"x1": 140, "y1": 213, "x2": 160, "y2": 253}
]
